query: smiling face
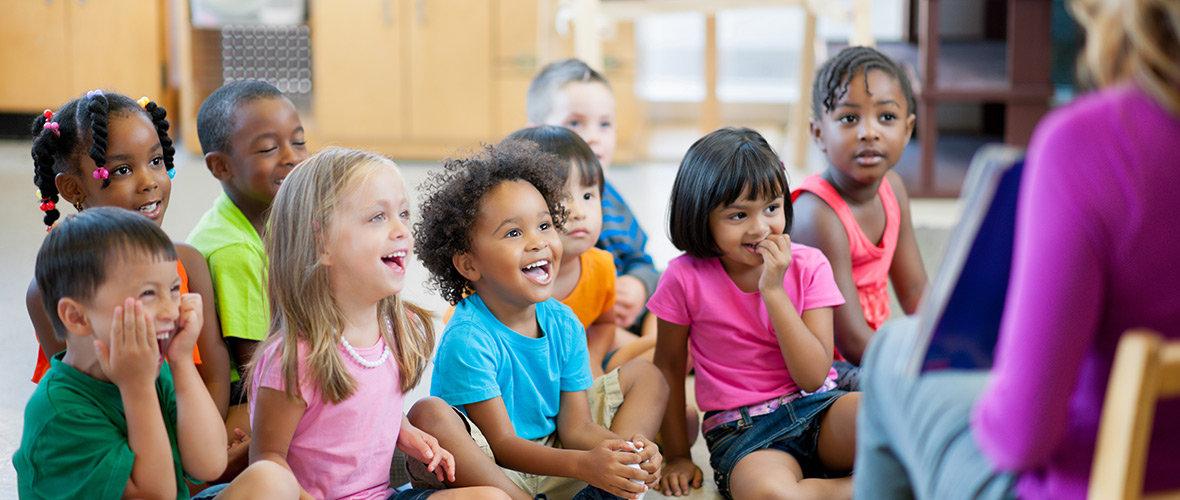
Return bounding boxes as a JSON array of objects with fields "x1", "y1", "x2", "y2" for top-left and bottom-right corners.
[
  {"x1": 71, "y1": 112, "x2": 171, "y2": 223},
  {"x1": 461, "y1": 180, "x2": 563, "y2": 307},
  {"x1": 707, "y1": 189, "x2": 787, "y2": 273},
  {"x1": 321, "y1": 163, "x2": 413, "y2": 307},
  {"x1": 558, "y1": 162, "x2": 603, "y2": 265},
  {"x1": 223, "y1": 96, "x2": 308, "y2": 207},
  {"x1": 542, "y1": 81, "x2": 617, "y2": 171},
  {"x1": 82, "y1": 253, "x2": 182, "y2": 379},
  {"x1": 812, "y1": 68, "x2": 916, "y2": 186}
]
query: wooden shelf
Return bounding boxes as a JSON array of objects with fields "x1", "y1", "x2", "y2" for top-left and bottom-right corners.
[{"x1": 914, "y1": 0, "x2": 1053, "y2": 197}]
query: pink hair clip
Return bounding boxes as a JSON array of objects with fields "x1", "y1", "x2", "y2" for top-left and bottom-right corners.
[
  {"x1": 137, "y1": 97, "x2": 151, "y2": 109},
  {"x1": 44, "y1": 122, "x2": 60, "y2": 136},
  {"x1": 93, "y1": 167, "x2": 109, "y2": 180},
  {"x1": 43, "y1": 109, "x2": 53, "y2": 120}
]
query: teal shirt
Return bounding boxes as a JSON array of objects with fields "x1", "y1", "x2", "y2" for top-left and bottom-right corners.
[
  {"x1": 431, "y1": 296, "x2": 594, "y2": 440},
  {"x1": 188, "y1": 192, "x2": 269, "y2": 380},
  {"x1": 14, "y1": 353, "x2": 190, "y2": 500}
]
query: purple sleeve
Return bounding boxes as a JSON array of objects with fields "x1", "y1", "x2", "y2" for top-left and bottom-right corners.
[{"x1": 970, "y1": 107, "x2": 1108, "y2": 470}]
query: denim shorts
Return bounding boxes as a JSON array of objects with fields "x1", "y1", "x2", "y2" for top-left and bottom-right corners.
[{"x1": 703, "y1": 390, "x2": 848, "y2": 499}]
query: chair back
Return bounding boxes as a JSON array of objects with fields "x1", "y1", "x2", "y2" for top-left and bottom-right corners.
[{"x1": 1089, "y1": 329, "x2": 1180, "y2": 500}]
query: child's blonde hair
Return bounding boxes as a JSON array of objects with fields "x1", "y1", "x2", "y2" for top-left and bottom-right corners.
[
  {"x1": 251, "y1": 147, "x2": 435, "y2": 404},
  {"x1": 1070, "y1": 0, "x2": 1180, "y2": 115}
]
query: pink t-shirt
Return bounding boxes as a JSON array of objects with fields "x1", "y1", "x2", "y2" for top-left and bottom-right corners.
[
  {"x1": 647, "y1": 243, "x2": 845, "y2": 412},
  {"x1": 250, "y1": 337, "x2": 403, "y2": 500}
]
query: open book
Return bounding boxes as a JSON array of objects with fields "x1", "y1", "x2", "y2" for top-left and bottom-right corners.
[{"x1": 905, "y1": 145, "x2": 1026, "y2": 375}]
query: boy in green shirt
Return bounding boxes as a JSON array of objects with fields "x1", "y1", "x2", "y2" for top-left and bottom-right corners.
[{"x1": 14, "y1": 207, "x2": 298, "y2": 500}]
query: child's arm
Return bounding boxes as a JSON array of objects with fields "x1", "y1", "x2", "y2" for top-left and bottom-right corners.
[
  {"x1": 176, "y1": 243, "x2": 232, "y2": 420},
  {"x1": 790, "y1": 193, "x2": 877, "y2": 364},
  {"x1": 885, "y1": 171, "x2": 928, "y2": 314},
  {"x1": 465, "y1": 397, "x2": 647, "y2": 499},
  {"x1": 652, "y1": 318, "x2": 702, "y2": 497},
  {"x1": 757, "y1": 234, "x2": 834, "y2": 391},
  {"x1": 27, "y1": 280, "x2": 65, "y2": 361},
  {"x1": 99, "y1": 298, "x2": 177, "y2": 499},
  {"x1": 250, "y1": 387, "x2": 314, "y2": 500},
  {"x1": 396, "y1": 415, "x2": 456, "y2": 483},
  {"x1": 170, "y1": 294, "x2": 229, "y2": 482},
  {"x1": 586, "y1": 315, "x2": 615, "y2": 379}
]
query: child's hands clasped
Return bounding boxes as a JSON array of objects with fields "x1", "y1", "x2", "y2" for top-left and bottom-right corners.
[
  {"x1": 397, "y1": 419, "x2": 456, "y2": 483},
  {"x1": 96, "y1": 297, "x2": 161, "y2": 389},
  {"x1": 167, "y1": 293, "x2": 203, "y2": 365},
  {"x1": 756, "y1": 234, "x2": 793, "y2": 293}
]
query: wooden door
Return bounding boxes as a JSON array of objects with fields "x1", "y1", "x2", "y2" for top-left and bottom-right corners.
[
  {"x1": 404, "y1": 0, "x2": 493, "y2": 144},
  {"x1": 494, "y1": 0, "x2": 539, "y2": 136},
  {"x1": 0, "y1": 0, "x2": 72, "y2": 111},
  {"x1": 70, "y1": 0, "x2": 163, "y2": 103},
  {"x1": 311, "y1": 0, "x2": 404, "y2": 140}
]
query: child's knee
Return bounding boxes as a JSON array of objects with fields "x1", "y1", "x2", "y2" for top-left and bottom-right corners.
[
  {"x1": 236, "y1": 460, "x2": 299, "y2": 497},
  {"x1": 618, "y1": 358, "x2": 668, "y2": 398},
  {"x1": 465, "y1": 486, "x2": 513, "y2": 500},
  {"x1": 407, "y1": 396, "x2": 452, "y2": 425}
]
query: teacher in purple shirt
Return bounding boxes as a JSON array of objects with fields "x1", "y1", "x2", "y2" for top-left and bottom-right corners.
[{"x1": 851, "y1": 0, "x2": 1180, "y2": 498}]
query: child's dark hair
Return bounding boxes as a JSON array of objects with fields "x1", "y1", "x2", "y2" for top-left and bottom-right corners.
[
  {"x1": 811, "y1": 46, "x2": 916, "y2": 120},
  {"x1": 668, "y1": 127, "x2": 792, "y2": 259},
  {"x1": 415, "y1": 142, "x2": 569, "y2": 305},
  {"x1": 196, "y1": 80, "x2": 285, "y2": 155},
  {"x1": 503, "y1": 125, "x2": 604, "y2": 195},
  {"x1": 32, "y1": 91, "x2": 175, "y2": 228},
  {"x1": 35, "y1": 206, "x2": 178, "y2": 341},
  {"x1": 526, "y1": 58, "x2": 612, "y2": 124}
]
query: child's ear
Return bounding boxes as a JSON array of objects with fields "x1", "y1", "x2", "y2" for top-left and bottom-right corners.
[
  {"x1": 452, "y1": 252, "x2": 481, "y2": 282},
  {"x1": 55, "y1": 172, "x2": 85, "y2": 208},
  {"x1": 809, "y1": 118, "x2": 827, "y2": 153},
  {"x1": 904, "y1": 113, "x2": 917, "y2": 142},
  {"x1": 57, "y1": 297, "x2": 93, "y2": 337},
  {"x1": 205, "y1": 152, "x2": 233, "y2": 181}
]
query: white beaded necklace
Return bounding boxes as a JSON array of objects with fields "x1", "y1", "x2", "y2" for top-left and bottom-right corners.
[{"x1": 339, "y1": 316, "x2": 394, "y2": 369}]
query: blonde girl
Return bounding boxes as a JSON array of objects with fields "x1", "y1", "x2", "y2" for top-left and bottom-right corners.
[{"x1": 247, "y1": 148, "x2": 509, "y2": 500}]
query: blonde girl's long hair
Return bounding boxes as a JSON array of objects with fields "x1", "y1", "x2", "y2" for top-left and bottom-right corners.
[
  {"x1": 248, "y1": 147, "x2": 436, "y2": 405},
  {"x1": 1070, "y1": 0, "x2": 1180, "y2": 115}
]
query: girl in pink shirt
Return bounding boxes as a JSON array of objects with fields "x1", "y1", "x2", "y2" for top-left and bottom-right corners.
[
  {"x1": 246, "y1": 148, "x2": 509, "y2": 500},
  {"x1": 650, "y1": 128, "x2": 858, "y2": 500}
]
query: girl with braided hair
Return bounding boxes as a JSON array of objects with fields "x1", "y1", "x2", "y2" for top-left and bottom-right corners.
[{"x1": 26, "y1": 91, "x2": 237, "y2": 480}]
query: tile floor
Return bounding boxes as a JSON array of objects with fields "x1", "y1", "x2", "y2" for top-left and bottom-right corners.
[{"x1": 0, "y1": 138, "x2": 959, "y2": 499}]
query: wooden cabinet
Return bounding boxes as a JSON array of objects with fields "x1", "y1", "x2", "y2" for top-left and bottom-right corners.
[
  {"x1": 307, "y1": 0, "x2": 640, "y2": 162},
  {"x1": 0, "y1": 0, "x2": 163, "y2": 112}
]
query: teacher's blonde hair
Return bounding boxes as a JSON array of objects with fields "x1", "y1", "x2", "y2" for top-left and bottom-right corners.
[{"x1": 1070, "y1": 0, "x2": 1180, "y2": 115}]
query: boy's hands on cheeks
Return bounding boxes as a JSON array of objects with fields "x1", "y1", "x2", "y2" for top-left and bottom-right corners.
[
  {"x1": 658, "y1": 457, "x2": 702, "y2": 496},
  {"x1": 95, "y1": 297, "x2": 160, "y2": 390},
  {"x1": 397, "y1": 417, "x2": 456, "y2": 483},
  {"x1": 613, "y1": 276, "x2": 646, "y2": 327},
  {"x1": 579, "y1": 439, "x2": 650, "y2": 499},
  {"x1": 756, "y1": 234, "x2": 793, "y2": 293},
  {"x1": 168, "y1": 293, "x2": 204, "y2": 364}
]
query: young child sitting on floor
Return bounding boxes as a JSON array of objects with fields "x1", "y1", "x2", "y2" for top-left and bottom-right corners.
[
  {"x1": 14, "y1": 207, "x2": 298, "y2": 500},
  {"x1": 246, "y1": 148, "x2": 507, "y2": 500},
  {"x1": 407, "y1": 142, "x2": 668, "y2": 500},
  {"x1": 791, "y1": 46, "x2": 927, "y2": 389},
  {"x1": 502, "y1": 125, "x2": 616, "y2": 379},
  {"x1": 652, "y1": 128, "x2": 858, "y2": 500},
  {"x1": 189, "y1": 79, "x2": 310, "y2": 441},
  {"x1": 528, "y1": 59, "x2": 660, "y2": 365}
]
